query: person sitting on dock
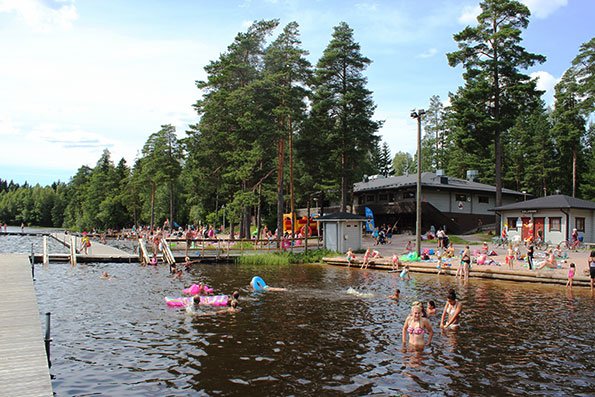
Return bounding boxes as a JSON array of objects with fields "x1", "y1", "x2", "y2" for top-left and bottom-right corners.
[
  {"x1": 404, "y1": 240, "x2": 414, "y2": 253},
  {"x1": 444, "y1": 244, "x2": 455, "y2": 258}
]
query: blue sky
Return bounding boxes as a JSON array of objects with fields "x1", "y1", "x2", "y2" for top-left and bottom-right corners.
[{"x1": 0, "y1": 0, "x2": 592, "y2": 186}]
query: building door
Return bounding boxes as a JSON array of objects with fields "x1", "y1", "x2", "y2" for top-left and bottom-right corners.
[
  {"x1": 325, "y1": 223, "x2": 338, "y2": 251},
  {"x1": 534, "y1": 217, "x2": 545, "y2": 241},
  {"x1": 521, "y1": 217, "x2": 531, "y2": 241}
]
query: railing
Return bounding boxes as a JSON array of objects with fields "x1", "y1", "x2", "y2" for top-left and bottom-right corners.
[{"x1": 165, "y1": 236, "x2": 322, "y2": 258}]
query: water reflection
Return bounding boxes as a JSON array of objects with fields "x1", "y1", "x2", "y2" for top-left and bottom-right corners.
[{"x1": 1, "y1": 236, "x2": 594, "y2": 396}]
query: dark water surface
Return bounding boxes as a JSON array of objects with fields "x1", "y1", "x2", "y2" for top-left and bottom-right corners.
[{"x1": 2, "y1": 236, "x2": 594, "y2": 396}]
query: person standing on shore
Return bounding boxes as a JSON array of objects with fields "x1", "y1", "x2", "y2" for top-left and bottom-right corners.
[
  {"x1": 566, "y1": 263, "x2": 575, "y2": 289},
  {"x1": 527, "y1": 243, "x2": 534, "y2": 270}
]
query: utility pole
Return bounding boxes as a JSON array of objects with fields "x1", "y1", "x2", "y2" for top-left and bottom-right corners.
[{"x1": 411, "y1": 109, "x2": 426, "y2": 256}]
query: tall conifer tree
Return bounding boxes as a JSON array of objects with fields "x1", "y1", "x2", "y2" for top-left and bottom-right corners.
[{"x1": 447, "y1": 0, "x2": 545, "y2": 230}]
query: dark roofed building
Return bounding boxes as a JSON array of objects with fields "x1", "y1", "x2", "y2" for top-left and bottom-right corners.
[{"x1": 353, "y1": 172, "x2": 524, "y2": 234}]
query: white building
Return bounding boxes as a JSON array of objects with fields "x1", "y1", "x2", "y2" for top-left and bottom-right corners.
[
  {"x1": 316, "y1": 212, "x2": 366, "y2": 253},
  {"x1": 493, "y1": 195, "x2": 595, "y2": 244}
]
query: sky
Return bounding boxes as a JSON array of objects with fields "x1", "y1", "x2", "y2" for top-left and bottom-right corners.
[{"x1": 0, "y1": 0, "x2": 593, "y2": 186}]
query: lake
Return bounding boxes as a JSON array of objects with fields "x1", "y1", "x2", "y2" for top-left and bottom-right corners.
[{"x1": 1, "y1": 235, "x2": 594, "y2": 396}]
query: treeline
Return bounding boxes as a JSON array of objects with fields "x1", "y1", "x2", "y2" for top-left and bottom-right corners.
[{"x1": 1, "y1": 1, "x2": 593, "y2": 233}]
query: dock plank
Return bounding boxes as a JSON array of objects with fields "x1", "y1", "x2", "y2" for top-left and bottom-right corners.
[{"x1": 0, "y1": 254, "x2": 53, "y2": 397}]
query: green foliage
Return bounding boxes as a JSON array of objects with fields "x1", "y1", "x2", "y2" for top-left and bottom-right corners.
[
  {"x1": 421, "y1": 95, "x2": 448, "y2": 171},
  {"x1": 392, "y1": 151, "x2": 414, "y2": 176},
  {"x1": 236, "y1": 249, "x2": 336, "y2": 265}
]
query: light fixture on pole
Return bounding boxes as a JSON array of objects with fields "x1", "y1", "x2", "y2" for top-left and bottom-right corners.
[{"x1": 411, "y1": 109, "x2": 426, "y2": 256}]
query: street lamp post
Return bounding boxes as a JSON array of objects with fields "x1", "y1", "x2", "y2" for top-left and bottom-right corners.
[
  {"x1": 221, "y1": 205, "x2": 226, "y2": 234},
  {"x1": 411, "y1": 109, "x2": 426, "y2": 256}
]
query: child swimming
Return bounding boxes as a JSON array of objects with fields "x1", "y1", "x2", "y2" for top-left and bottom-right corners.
[{"x1": 388, "y1": 288, "x2": 400, "y2": 300}]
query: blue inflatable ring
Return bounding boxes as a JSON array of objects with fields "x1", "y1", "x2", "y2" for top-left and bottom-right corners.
[{"x1": 251, "y1": 276, "x2": 268, "y2": 291}]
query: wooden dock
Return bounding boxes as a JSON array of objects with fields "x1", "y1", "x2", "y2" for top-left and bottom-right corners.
[
  {"x1": 0, "y1": 254, "x2": 53, "y2": 397},
  {"x1": 322, "y1": 256, "x2": 592, "y2": 287}
]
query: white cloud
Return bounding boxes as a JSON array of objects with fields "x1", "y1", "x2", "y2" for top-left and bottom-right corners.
[
  {"x1": 0, "y1": 115, "x2": 19, "y2": 136},
  {"x1": 355, "y1": 2, "x2": 378, "y2": 12},
  {"x1": 0, "y1": 0, "x2": 78, "y2": 32},
  {"x1": 417, "y1": 48, "x2": 438, "y2": 59},
  {"x1": 458, "y1": 5, "x2": 481, "y2": 25},
  {"x1": 530, "y1": 70, "x2": 558, "y2": 106},
  {"x1": 521, "y1": 0, "x2": 567, "y2": 19}
]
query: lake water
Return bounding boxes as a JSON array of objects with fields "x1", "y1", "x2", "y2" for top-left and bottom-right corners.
[{"x1": 2, "y1": 235, "x2": 595, "y2": 396}]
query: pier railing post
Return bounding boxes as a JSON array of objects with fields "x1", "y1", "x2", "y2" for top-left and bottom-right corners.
[
  {"x1": 44, "y1": 312, "x2": 52, "y2": 368},
  {"x1": 30, "y1": 243, "x2": 35, "y2": 280}
]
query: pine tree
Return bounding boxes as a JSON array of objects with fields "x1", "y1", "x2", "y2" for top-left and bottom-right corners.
[
  {"x1": 309, "y1": 22, "x2": 382, "y2": 211},
  {"x1": 447, "y1": 0, "x2": 545, "y2": 229}
]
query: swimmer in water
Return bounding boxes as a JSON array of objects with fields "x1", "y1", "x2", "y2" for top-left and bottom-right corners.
[
  {"x1": 250, "y1": 278, "x2": 287, "y2": 291},
  {"x1": 388, "y1": 288, "x2": 400, "y2": 300},
  {"x1": 100, "y1": 271, "x2": 112, "y2": 280},
  {"x1": 402, "y1": 303, "x2": 433, "y2": 349},
  {"x1": 440, "y1": 289, "x2": 462, "y2": 329},
  {"x1": 196, "y1": 299, "x2": 241, "y2": 316},
  {"x1": 427, "y1": 300, "x2": 436, "y2": 316},
  {"x1": 173, "y1": 269, "x2": 183, "y2": 280}
]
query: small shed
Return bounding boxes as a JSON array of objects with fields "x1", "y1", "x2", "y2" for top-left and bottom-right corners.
[
  {"x1": 317, "y1": 212, "x2": 366, "y2": 253},
  {"x1": 493, "y1": 195, "x2": 595, "y2": 244}
]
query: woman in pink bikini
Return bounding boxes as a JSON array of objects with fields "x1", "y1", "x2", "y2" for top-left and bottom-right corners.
[{"x1": 402, "y1": 303, "x2": 433, "y2": 349}]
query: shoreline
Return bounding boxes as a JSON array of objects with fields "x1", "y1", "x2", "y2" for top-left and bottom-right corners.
[{"x1": 323, "y1": 234, "x2": 593, "y2": 288}]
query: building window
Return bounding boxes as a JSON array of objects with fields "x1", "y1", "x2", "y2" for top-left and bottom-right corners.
[
  {"x1": 576, "y1": 217, "x2": 585, "y2": 232},
  {"x1": 403, "y1": 191, "x2": 415, "y2": 199},
  {"x1": 549, "y1": 217, "x2": 561, "y2": 232},
  {"x1": 388, "y1": 193, "x2": 395, "y2": 202},
  {"x1": 366, "y1": 195, "x2": 375, "y2": 203},
  {"x1": 379, "y1": 194, "x2": 388, "y2": 202},
  {"x1": 455, "y1": 194, "x2": 467, "y2": 202},
  {"x1": 478, "y1": 196, "x2": 489, "y2": 204},
  {"x1": 507, "y1": 217, "x2": 518, "y2": 230},
  {"x1": 358, "y1": 196, "x2": 365, "y2": 205}
]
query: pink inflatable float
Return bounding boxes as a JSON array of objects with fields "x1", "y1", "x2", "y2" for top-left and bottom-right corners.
[
  {"x1": 164, "y1": 297, "x2": 193, "y2": 307},
  {"x1": 198, "y1": 295, "x2": 229, "y2": 307},
  {"x1": 182, "y1": 284, "x2": 214, "y2": 295}
]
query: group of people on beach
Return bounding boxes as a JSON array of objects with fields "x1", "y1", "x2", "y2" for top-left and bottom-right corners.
[{"x1": 398, "y1": 289, "x2": 463, "y2": 350}]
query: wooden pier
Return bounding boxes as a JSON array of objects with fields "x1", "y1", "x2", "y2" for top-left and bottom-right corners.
[
  {"x1": 0, "y1": 254, "x2": 53, "y2": 397},
  {"x1": 322, "y1": 256, "x2": 592, "y2": 287}
]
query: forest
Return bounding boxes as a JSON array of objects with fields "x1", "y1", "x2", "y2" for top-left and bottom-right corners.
[{"x1": 0, "y1": 0, "x2": 593, "y2": 237}]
